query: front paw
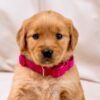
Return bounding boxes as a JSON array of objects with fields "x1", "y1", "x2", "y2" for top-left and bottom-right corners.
[
  {"x1": 60, "y1": 91, "x2": 68, "y2": 100},
  {"x1": 60, "y1": 90, "x2": 85, "y2": 100},
  {"x1": 60, "y1": 91, "x2": 72, "y2": 100},
  {"x1": 8, "y1": 89, "x2": 39, "y2": 100}
]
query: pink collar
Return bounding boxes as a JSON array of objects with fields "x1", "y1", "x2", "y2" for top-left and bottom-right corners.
[{"x1": 19, "y1": 55, "x2": 74, "y2": 78}]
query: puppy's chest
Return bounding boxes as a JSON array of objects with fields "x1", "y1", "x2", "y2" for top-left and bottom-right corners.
[{"x1": 28, "y1": 78, "x2": 69, "y2": 99}]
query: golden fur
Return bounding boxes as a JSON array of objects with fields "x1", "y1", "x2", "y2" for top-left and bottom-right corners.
[{"x1": 8, "y1": 11, "x2": 85, "y2": 100}]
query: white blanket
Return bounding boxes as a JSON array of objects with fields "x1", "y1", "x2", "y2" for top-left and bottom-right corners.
[{"x1": 0, "y1": 0, "x2": 39, "y2": 71}]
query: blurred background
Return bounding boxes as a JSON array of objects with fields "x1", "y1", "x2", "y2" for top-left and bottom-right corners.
[{"x1": 0, "y1": 0, "x2": 100, "y2": 100}]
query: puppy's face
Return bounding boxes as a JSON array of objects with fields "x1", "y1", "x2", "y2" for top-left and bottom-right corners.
[{"x1": 17, "y1": 11, "x2": 78, "y2": 67}]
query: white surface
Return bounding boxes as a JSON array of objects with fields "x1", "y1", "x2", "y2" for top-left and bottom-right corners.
[
  {"x1": 0, "y1": 73, "x2": 13, "y2": 100},
  {"x1": 0, "y1": 73, "x2": 100, "y2": 100},
  {"x1": 81, "y1": 80, "x2": 100, "y2": 100}
]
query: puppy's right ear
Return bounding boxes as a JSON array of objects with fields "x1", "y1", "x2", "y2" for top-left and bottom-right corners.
[{"x1": 16, "y1": 26, "x2": 27, "y2": 52}]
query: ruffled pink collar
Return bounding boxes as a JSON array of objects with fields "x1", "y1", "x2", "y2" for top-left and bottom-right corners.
[{"x1": 19, "y1": 55, "x2": 74, "y2": 78}]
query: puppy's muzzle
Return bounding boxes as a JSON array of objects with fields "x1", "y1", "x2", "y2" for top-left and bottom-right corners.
[{"x1": 42, "y1": 48, "x2": 53, "y2": 58}]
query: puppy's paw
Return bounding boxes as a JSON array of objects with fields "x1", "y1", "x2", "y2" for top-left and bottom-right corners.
[
  {"x1": 60, "y1": 91, "x2": 72, "y2": 100},
  {"x1": 60, "y1": 90, "x2": 85, "y2": 100},
  {"x1": 8, "y1": 88, "x2": 39, "y2": 100}
]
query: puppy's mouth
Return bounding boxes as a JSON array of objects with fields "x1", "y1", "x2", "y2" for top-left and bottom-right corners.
[
  {"x1": 41, "y1": 58, "x2": 53, "y2": 65},
  {"x1": 37, "y1": 55, "x2": 58, "y2": 67}
]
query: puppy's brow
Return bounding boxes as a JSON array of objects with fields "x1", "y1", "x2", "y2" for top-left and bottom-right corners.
[{"x1": 27, "y1": 32, "x2": 35, "y2": 38}]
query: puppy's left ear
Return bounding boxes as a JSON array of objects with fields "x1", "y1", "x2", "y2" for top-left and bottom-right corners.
[{"x1": 67, "y1": 20, "x2": 79, "y2": 51}]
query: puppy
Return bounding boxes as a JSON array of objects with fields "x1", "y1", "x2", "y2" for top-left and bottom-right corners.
[{"x1": 8, "y1": 11, "x2": 85, "y2": 100}]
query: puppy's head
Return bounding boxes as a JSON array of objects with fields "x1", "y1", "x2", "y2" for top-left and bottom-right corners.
[{"x1": 17, "y1": 11, "x2": 78, "y2": 68}]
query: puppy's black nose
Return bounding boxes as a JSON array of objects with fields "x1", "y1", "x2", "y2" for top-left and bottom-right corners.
[{"x1": 42, "y1": 48, "x2": 53, "y2": 58}]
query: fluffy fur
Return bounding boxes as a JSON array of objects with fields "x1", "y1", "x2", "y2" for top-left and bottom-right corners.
[{"x1": 8, "y1": 11, "x2": 85, "y2": 100}]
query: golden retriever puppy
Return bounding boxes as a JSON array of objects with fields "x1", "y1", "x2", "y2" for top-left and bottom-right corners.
[{"x1": 8, "y1": 11, "x2": 85, "y2": 100}]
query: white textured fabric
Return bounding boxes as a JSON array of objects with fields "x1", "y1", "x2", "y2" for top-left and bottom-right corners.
[
  {"x1": 0, "y1": 0, "x2": 39, "y2": 71},
  {"x1": 0, "y1": 0, "x2": 100, "y2": 80},
  {"x1": 1, "y1": 0, "x2": 99, "y2": 82},
  {"x1": 39, "y1": 0, "x2": 100, "y2": 83}
]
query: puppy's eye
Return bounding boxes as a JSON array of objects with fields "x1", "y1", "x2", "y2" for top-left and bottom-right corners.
[
  {"x1": 32, "y1": 33, "x2": 39, "y2": 40},
  {"x1": 56, "y1": 32, "x2": 63, "y2": 40}
]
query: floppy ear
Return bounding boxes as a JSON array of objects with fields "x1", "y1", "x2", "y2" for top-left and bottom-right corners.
[
  {"x1": 67, "y1": 21, "x2": 78, "y2": 51},
  {"x1": 16, "y1": 26, "x2": 27, "y2": 52}
]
